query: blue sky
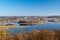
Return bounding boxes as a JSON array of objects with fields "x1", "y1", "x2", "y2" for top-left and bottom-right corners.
[{"x1": 0, "y1": 0, "x2": 60, "y2": 16}]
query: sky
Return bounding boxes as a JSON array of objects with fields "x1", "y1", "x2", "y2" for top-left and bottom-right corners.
[{"x1": 0, "y1": 0, "x2": 60, "y2": 16}]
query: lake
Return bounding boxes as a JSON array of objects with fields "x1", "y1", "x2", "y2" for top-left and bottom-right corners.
[{"x1": 5, "y1": 21, "x2": 60, "y2": 33}]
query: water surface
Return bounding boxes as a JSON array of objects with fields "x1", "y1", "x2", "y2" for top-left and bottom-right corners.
[{"x1": 6, "y1": 21, "x2": 60, "y2": 33}]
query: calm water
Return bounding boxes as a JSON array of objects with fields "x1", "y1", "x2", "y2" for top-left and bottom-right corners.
[{"x1": 5, "y1": 21, "x2": 60, "y2": 33}]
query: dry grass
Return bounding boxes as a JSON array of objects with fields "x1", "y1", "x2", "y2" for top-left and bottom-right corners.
[{"x1": 0, "y1": 29, "x2": 60, "y2": 40}]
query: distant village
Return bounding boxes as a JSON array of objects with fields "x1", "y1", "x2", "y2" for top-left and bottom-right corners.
[{"x1": 0, "y1": 16, "x2": 60, "y2": 26}]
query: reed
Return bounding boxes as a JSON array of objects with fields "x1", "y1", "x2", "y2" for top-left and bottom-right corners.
[{"x1": 0, "y1": 29, "x2": 60, "y2": 40}]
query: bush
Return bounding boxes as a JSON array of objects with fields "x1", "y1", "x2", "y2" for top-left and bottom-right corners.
[{"x1": 1, "y1": 29, "x2": 60, "y2": 40}]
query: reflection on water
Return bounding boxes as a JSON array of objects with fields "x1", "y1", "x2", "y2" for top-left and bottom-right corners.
[{"x1": 5, "y1": 21, "x2": 60, "y2": 33}]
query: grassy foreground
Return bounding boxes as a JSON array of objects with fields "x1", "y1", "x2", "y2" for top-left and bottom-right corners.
[
  {"x1": 0, "y1": 29, "x2": 60, "y2": 40},
  {"x1": 6, "y1": 29, "x2": 60, "y2": 40}
]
